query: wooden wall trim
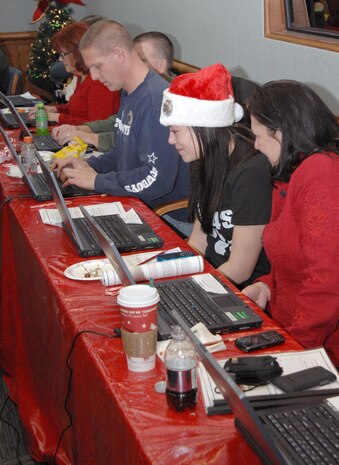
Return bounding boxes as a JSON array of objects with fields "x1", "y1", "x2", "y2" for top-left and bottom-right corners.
[
  {"x1": 0, "y1": 30, "x2": 53, "y2": 99},
  {"x1": 264, "y1": 0, "x2": 339, "y2": 52}
]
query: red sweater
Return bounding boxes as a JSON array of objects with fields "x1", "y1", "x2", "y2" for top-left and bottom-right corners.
[
  {"x1": 260, "y1": 153, "x2": 339, "y2": 366},
  {"x1": 55, "y1": 74, "x2": 120, "y2": 125}
]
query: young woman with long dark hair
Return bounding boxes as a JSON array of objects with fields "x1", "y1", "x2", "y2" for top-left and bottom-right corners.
[{"x1": 160, "y1": 63, "x2": 273, "y2": 288}]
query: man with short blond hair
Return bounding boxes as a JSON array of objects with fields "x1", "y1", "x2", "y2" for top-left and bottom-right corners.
[{"x1": 52, "y1": 20, "x2": 189, "y2": 224}]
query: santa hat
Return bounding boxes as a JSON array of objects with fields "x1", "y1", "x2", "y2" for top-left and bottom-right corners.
[{"x1": 160, "y1": 63, "x2": 244, "y2": 127}]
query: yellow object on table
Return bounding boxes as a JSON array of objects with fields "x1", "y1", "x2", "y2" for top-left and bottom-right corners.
[{"x1": 53, "y1": 137, "x2": 88, "y2": 159}]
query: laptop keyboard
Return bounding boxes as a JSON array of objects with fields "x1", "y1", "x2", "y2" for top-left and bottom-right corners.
[
  {"x1": 6, "y1": 96, "x2": 38, "y2": 107},
  {"x1": 265, "y1": 403, "x2": 339, "y2": 465},
  {"x1": 33, "y1": 135, "x2": 62, "y2": 151},
  {"x1": 156, "y1": 280, "x2": 225, "y2": 327},
  {"x1": 77, "y1": 215, "x2": 132, "y2": 250},
  {"x1": 0, "y1": 112, "x2": 34, "y2": 128}
]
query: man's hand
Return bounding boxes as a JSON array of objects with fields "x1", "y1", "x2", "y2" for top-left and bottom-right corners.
[
  {"x1": 51, "y1": 156, "x2": 88, "y2": 178},
  {"x1": 52, "y1": 124, "x2": 92, "y2": 145},
  {"x1": 61, "y1": 163, "x2": 97, "y2": 190}
]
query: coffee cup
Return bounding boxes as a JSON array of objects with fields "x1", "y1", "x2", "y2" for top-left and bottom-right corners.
[
  {"x1": 117, "y1": 284, "x2": 159, "y2": 333},
  {"x1": 117, "y1": 285, "x2": 159, "y2": 372}
]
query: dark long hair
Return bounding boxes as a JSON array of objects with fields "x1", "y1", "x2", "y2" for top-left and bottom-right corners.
[
  {"x1": 189, "y1": 124, "x2": 259, "y2": 234},
  {"x1": 51, "y1": 22, "x2": 89, "y2": 75},
  {"x1": 249, "y1": 80, "x2": 339, "y2": 182}
]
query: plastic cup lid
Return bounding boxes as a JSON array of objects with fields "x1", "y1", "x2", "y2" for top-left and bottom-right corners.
[{"x1": 117, "y1": 284, "x2": 159, "y2": 307}]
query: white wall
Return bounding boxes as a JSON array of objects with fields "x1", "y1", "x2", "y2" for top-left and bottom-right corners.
[
  {"x1": 88, "y1": 0, "x2": 339, "y2": 113},
  {"x1": 2, "y1": 0, "x2": 338, "y2": 112}
]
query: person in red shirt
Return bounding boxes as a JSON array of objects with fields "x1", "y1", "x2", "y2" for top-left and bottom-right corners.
[
  {"x1": 243, "y1": 80, "x2": 339, "y2": 366},
  {"x1": 29, "y1": 22, "x2": 120, "y2": 125}
]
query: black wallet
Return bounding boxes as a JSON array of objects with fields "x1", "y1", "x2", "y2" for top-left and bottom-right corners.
[
  {"x1": 224, "y1": 355, "x2": 282, "y2": 386},
  {"x1": 272, "y1": 366, "x2": 337, "y2": 392}
]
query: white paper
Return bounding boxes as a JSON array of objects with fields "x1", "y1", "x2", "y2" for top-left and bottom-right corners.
[
  {"x1": 192, "y1": 273, "x2": 228, "y2": 294},
  {"x1": 20, "y1": 92, "x2": 37, "y2": 99},
  {"x1": 327, "y1": 396, "x2": 339, "y2": 412},
  {"x1": 39, "y1": 201, "x2": 132, "y2": 227},
  {"x1": 6, "y1": 164, "x2": 42, "y2": 178}
]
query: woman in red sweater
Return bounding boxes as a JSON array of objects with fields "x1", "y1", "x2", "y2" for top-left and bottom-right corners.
[
  {"x1": 30, "y1": 22, "x2": 120, "y2": 125},
  {"x1": 243, "y1": 80, "x2": 339, "y2": 366}
]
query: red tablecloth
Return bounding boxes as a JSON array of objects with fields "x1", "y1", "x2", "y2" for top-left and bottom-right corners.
[{"x1": 0, "y1": 157, "x2": 301, "y2": 465}]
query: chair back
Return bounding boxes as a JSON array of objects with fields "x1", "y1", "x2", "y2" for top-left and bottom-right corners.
[{"x1": 7, "y1": 66, "x2": 23, "y2": 95}]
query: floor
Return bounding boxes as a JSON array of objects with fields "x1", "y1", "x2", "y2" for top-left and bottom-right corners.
[{"x1": 0, "y1": 376, "x2": 48, "y2": 465}]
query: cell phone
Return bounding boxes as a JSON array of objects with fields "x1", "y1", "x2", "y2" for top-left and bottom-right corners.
[
  {"x1": 235, "y1": 330, "x2": 285, "y2": 352},
  {"x1": 157, "y1": 251, "x2": 195, "y2": 261},
  {"x1": 272, "y1": 366, "x2": 337, "y2": 392}
]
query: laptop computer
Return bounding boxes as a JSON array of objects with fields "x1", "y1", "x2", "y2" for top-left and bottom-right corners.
[
  {"x1": 0, "y1": 125, "x2": 95, "y2": 200},
  {"x1": 173, "y1": 310, "x2": 339, "y2": 465},
  {"x1": 0, "y1": 125, "x2": 51, "y2": 201},
  {"x1": 0, "y1": 94, "x2": 42, "y2": 107},
  {"x1": 0, "y1": 108, "x2": 35, "y2": 129},
  {"x1": 38, "y1": 158, "x2": 164, "y2": 257},
  {"x1": 0, "y1": 91, "x2": 62, "y2": 152},
  {"x1": 79, "y1": 207, "x2": 263, "y2": 339}
]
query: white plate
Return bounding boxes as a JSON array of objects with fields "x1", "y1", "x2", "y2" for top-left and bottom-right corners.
[{"x1": 64, "y1": 259, "x2": 111, "y2": 281}]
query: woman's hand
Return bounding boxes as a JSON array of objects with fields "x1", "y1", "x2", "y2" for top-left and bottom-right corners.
[
  {"x1": 28, "y1": 104, "x2": 58, "y2": 119},
  {"x1": 242, "y1": 282, "x2": 271, "y2": 309},
  {"x1": 47, "y1": 111, "x2": 60, "y2": 123}
]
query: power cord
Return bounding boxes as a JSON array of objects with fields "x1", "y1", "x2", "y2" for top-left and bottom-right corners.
[
  {"x1": 0, "y1": 194, "x2": 34, "y2": 214},
  {"x1": 53, "y1": 329, "x2": 119, "y2": 465}
]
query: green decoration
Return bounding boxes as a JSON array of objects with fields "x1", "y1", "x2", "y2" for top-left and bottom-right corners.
[{"x1": 27, "y1": 1, "x2": 74, "y2": 94}]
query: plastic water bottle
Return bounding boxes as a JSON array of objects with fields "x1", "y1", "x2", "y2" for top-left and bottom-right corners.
[
  {"x1": 164, "y1": 325, "x2": 198, "y2": 412},
  {"x1": 35, "y1": 103, "x2": 49, "y2": 135},
  {"x1": 21, "y1": 136, "x2": 37, "y2": 174}
]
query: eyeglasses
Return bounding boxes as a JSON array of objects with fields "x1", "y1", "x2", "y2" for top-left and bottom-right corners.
[{"x1": 59, "y1": 51, "x2": 72, "y2": 59}]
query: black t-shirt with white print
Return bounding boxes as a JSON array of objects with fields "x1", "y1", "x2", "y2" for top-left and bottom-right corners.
[{"x1": 204, "y1": 152, "x2": 272, "y2": 288}]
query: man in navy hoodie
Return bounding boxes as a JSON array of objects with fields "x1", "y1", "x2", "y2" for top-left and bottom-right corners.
[{"x1": 52, "y1": 20, "x2": 189, "y2": 226}]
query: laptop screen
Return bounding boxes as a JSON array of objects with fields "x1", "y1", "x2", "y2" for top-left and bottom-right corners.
[
  {"x1": 0, "y1": 91, "x2": 32, "y2": 138},
  {"x1": 171, "y1": 310, "x2": 288, "y2": 465},
  {"x1": 36, "y1": 152, "x2": 86, "y2": 249},
  {"x1": 0, "y1": 125, "x2": 43, "y2": 199},
  {"x1": 79, "y1": 205, "x2": 136, "y2": 287}
]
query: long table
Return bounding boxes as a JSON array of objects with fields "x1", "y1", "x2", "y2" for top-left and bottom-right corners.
[{"x1": 0, "y1": 148, "x2": 302, "y2": 465}]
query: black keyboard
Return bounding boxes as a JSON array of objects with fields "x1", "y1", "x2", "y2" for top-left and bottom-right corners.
[
  {"x1": 0, "y1": 112, "x2": 35, "y2": 128},
  {"x1": 76, "y1": 215, "x2": 132, "y2": 250},
  {"x1": 156, "y1": 280, "x2": 225, "y2": 327},
  {"x1": 265, "y1": 403, "x2": 339, "y2": 465},
  {"x1": 33, "y1": 134, "x2": 62, "y2": 152},
  {"x1": 6, "y1": 96, "x2": 40, "y2": 107},
  {"x1": 35, "y1": 173, "x2": 89, "y2": 198}
]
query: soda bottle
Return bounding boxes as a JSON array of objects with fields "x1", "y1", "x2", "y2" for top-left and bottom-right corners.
[
  {"x1": 21, "y1": 136, "x2": 37, "y2": 174},
  {"x1": 164, "y1": 325, "x2": 198, "y2": 412},
  {"x1": 35, "y1": 103, "x2": 49, "y2": 135}
]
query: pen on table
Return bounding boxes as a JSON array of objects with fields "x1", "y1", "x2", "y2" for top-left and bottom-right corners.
[
  {"x1": 30, "y1": 200, "x2": 72, "y2": 209},
  {"x1": 137, "y1": 251, "x2": 166, "y2": 266}
]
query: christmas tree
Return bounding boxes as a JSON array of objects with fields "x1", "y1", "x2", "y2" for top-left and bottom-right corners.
[{"x1": 27, "y1": 1, "x2": 74, "y2": 94}]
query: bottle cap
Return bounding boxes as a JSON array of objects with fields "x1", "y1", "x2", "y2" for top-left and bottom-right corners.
[
  {"x1": 170, "y1": 325, "x2": 186, "y2": 341},
  {"x1": 37, "y1": 102, "x2": 44, "y2": 108},
  {"x1": 23, "y1": 136, "x2": 33, "y2": 143}
]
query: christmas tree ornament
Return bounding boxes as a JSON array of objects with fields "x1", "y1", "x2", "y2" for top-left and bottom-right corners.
[{"x1": 32, "y1": 0, "x2": 86, "y2": 23}]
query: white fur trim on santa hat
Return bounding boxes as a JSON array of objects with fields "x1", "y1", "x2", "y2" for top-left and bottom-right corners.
[{"x1": 160, "y1": 89, "x2": 244, "y2": 127}]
